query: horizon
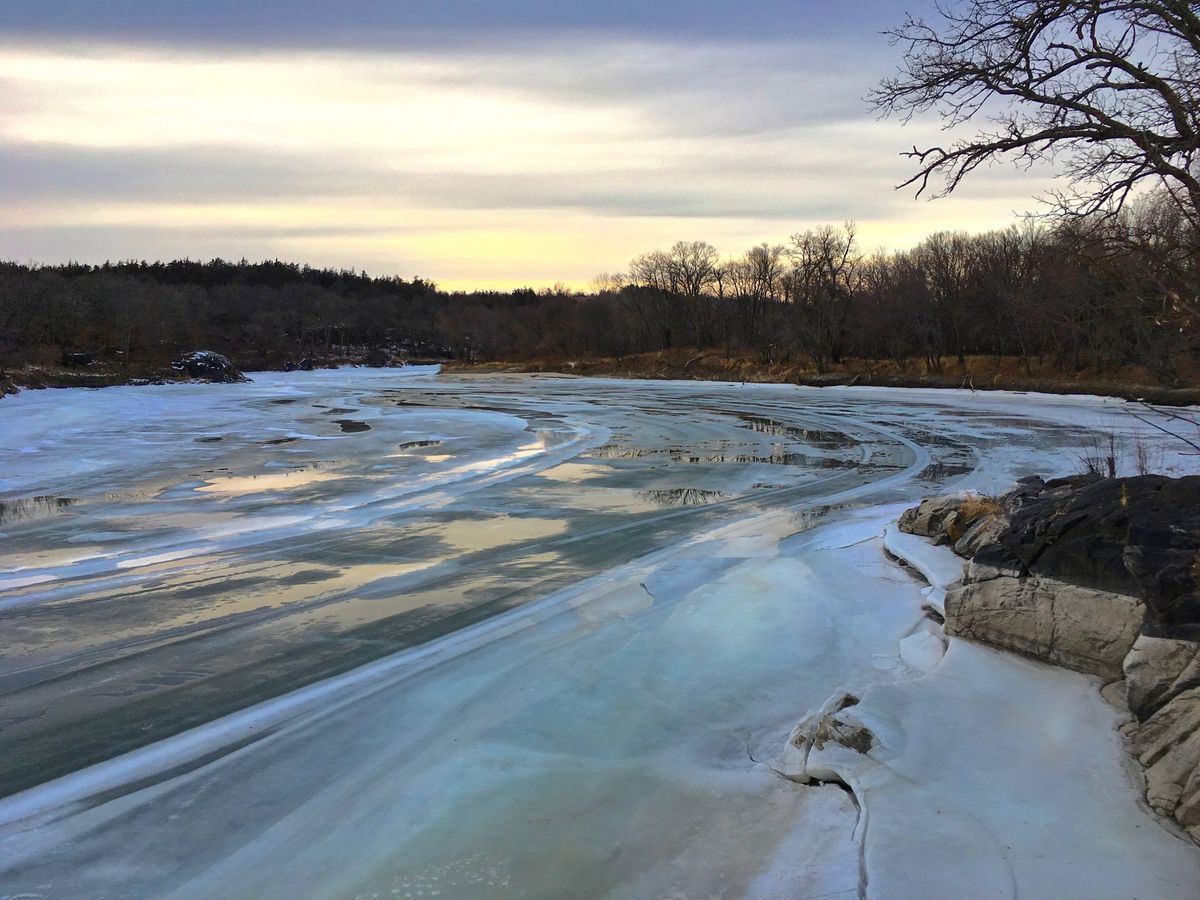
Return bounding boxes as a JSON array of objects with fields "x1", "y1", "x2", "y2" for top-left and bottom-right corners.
[{"x1": 1, "y1": 3, "x2": 1059, "y2": 291}]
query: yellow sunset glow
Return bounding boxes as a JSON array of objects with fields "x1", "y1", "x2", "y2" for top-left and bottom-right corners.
[{"x1": 0, "y1": 40, "x2": 1056, "y2": 289}]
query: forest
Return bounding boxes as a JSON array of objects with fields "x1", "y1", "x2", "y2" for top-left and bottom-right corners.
[
  {"x1": 1, "y1": 194, "x2": 1197, "y2": 389},
  {"x1": 5, "y1": 1, "x2": 1200, "y2": 394}
]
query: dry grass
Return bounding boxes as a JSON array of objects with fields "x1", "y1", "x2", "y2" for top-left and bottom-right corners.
[{"x1": 958, "y1": 495, "x2": 1004, "y2": 523}]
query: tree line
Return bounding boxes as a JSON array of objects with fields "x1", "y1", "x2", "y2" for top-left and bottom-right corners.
[
  {"x1": 5, "y1": 1, "x2": 1199, "y2": 387},
  {"x1": 0, "y1": 198, "x2": 1195, "y2": 384}
]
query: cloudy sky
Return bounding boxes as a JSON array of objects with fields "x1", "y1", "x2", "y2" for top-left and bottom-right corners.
[{"x1": 1, "y1": 2, "x2": 1056, "y2": 289}]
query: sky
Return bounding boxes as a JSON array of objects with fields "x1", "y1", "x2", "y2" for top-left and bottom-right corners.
[{"x1": 0, "y1": 2, "x2": 1058, "y2": 290}]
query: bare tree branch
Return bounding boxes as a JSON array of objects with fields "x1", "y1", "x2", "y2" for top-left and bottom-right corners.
[{"x1": 870, "y1": 1, "x2": 1200, "y2": 226}]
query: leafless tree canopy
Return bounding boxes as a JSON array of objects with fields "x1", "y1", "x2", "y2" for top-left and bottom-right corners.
[
  {"x1": 1, "y1": 206, "x2": 1197, "y2": 385},
  {"x1": 871, "y1": 1, "x2": 1200, "y2": 224}
]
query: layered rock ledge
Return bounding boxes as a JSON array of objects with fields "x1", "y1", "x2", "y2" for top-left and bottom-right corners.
[{"x1": 901, "y1": 474, "x2": 1200, "y2": 841}]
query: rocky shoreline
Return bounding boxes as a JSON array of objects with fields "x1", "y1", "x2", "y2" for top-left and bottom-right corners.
[{"x1": 900, "y1": 474, "x2": 1200, "y2": 843}]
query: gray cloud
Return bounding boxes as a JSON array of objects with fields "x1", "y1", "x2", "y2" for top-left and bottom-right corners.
[
  {"x1": 4, "y1": 2, "x2": 936, "y2": 49},
  {"x1": 0, "y1": 137, "x2": 926, "y2": 222},
  {"x1": 0, "y1": 144, "x2": 372, "y2": 204},
  {"x1": 0, "y1": 2, "x2": 1057, "y2": 284}
]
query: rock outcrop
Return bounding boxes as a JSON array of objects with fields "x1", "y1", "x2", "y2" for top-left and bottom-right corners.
[
  {"x1": 898, "y1": 488, "x2": 1010, "y2": 558},
  {"x1": 948, "y1": 570, "x2": 1144, "y2": 677},
  {"x1": 901, "y1": 474, "x2": 1200, "y2": 841},
  {"x1": 970, "y1": 475, "x2": 1200, "y2": 635},
  {"x1": 171, "y1": 351, "x2": 249, "y2": 384}
]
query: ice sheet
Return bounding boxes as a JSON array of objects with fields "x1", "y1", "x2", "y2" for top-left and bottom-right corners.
[{"x1": 1, "y1": 373, "x2": 1198, "y2": 898}]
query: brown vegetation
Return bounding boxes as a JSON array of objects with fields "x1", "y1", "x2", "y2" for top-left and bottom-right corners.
[
  {"x1": 448, "y1": 350, "x2": 1200, "y2": 406},
  {"x1": 11, "y1": 205, "x2": 1197, "y2": 401}
]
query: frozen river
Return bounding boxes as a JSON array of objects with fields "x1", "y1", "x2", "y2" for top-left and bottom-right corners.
[{"x1": 1, "y1": 370, "x2": 1199, "y2": 898}]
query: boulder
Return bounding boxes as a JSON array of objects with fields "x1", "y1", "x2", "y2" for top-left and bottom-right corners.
[
  {"x1": 898, "y1": 496, "x2": 963, "y2": 543},
  {"x1": 899, "y1": 494, "x2": 1005, "y2": 550},
  {"x1": 946, "y1": 565, "x2": 1143, "y2": 678},
  {"x1": 1134, "y1": 686, "x2": 1200, "y2": 821},
  {"x1": 952, "y1": 512, "x2": 1006, "y2": 558},
  {"x1": 772, "y1": 692, "x2": 873, "y2": 786},
  {"x1": 171, "y1": 351, "x2": 248, "y2": 384}
]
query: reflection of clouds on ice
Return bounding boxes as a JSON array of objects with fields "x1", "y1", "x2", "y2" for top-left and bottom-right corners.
[
  {"x1": 1, "y1": 375, "x2": 1199, "y2": 898},
  {"x1": 0, "y1": 572, "x2": 57, "y2": 592},
  {"x1": 0, "y1": 369, "x2": 599, "y2": 600}
]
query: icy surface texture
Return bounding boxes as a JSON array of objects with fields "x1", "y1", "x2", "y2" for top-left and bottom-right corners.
[{"x1": 1, "y1": 373, "x2": 1199, "y2": 897}]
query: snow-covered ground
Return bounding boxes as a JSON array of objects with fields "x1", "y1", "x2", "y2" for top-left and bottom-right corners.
[{"x1": 1, "y1": 372, "x2": 1198, "y2": 898}]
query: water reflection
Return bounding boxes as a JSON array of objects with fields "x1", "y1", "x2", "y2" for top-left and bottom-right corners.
[
  {"x1": 0, "y1": 496, "x2": 77, "y2": 526},
  {"x1": 639, "y1": 488, "x2": 730, "y2": 507},
  {"x1": 539, "y1": 463, "x2": 611, "y2": 483},
  {"x1": 197, "y1": 469, "x2": 343, "y2": 495},
  {"x1": 435, "y1": 515, "x2": 567, "y2": 553},
  {"x1": 589, "y1": 444, "x2": 853, "y2": 468},
  {"x1": 733, "y1": 414, "x2": 858, "y2": 449}
]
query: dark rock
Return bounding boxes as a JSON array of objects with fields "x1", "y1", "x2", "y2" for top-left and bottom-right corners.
[
  {"x1": 972, "y1": 475, "x2": 1200, "y2": 638},
  {"x1": 898, "y1": 493, "x2": 1006, "y2": 551},
  {"x1": 299, "y1": 358, "x2": 316, "y2": 371},
  {"x1": 171, "y1": 351, "x2": 249, "y2": 384},
  {"x1": 282, "y1": 360, "x2": 298, "y2": 372}
]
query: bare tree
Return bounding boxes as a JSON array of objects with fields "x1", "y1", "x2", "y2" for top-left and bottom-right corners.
[
  {"x1": 666, "y1": 241, "x2": 720, "y2": 300},
  {"x1": 871, "y1": 1, "x2": 1200, "y2": 226},
  {"x1": 591, "y1": 272, "x2": 627, "y2": 294},
  {"x1": 666, "y1": 240, "x2": 720, "y2": 348},
  {"x1": 787, "y1": 224, "x2": 861, "y2": 372}
]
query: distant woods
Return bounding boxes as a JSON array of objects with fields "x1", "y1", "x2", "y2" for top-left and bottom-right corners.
[
  {"x1": 4, "y1": 1, "x2": 1199, "y2": 389},
  {"x1": 0, "y1": 259, "x2": 448, "y2": 372},
  {"x1": 0, "y1": 201, "x2": 1196, "y2": 385},
  {"x1": 594, "y1": 202, "x2": 1197, "y2": 381}
]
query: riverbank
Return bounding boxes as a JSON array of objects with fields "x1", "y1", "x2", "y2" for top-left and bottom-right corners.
[
  {"x1": 899, "y1": 477, "x2": 1200, "y2": 845},
  {"x1": 447, "y1": 350, "x2": 1200, "y2": 406},
  {"x1": 0, "y1": 355, "x2": 446, "y2": 398},
  {"x1": 7, "y1": 349, "x2": 1200, "y2": 406}
]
